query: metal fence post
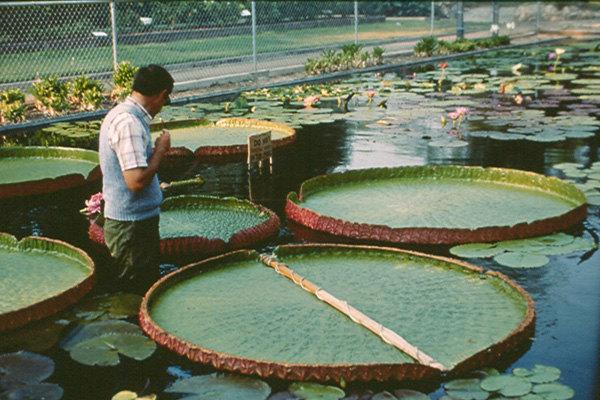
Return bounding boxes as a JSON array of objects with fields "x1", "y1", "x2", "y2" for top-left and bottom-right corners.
[
  {"x1": 456, "y1": 1, "x2": 464, "y2": 39},
  {"x1": 536, "y1": 0, "x2": 541, "y2": 33},
  {"x1": 430, "y1": 1, "x2": 435, "y2": 35},
  {"x1": 492, "y1": 0, "x2": 499, "y2": 37},
  {"x1": 252, "y1": 1, "x2": 257, "y2": 72},
  {"x1": 354, "y1": 1, "x2": 358, "y2": 45},
  {"x1": 110, "y1": 2, "x2": 118, "y2": 70}
]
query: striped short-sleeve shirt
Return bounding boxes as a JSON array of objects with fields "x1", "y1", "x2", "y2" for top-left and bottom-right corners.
[{"x1": 108, "y1": 97, "x2": 153, "y2": 171}]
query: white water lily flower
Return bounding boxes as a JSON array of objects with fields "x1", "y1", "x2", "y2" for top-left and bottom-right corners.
[
  {"x1": 506, "y1": 21, "x2": 515, "y2": 29},
  {"x1": 555, "y1": 48, "x2": 566, "y2": 55},
  {"x1": 490, "y1": 24, "x2": 500, "y2": 34}
]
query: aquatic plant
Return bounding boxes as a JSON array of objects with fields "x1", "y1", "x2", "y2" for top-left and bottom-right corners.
[
  {"x1": 365, "y1": 90, "x2": 375, "y2": 106},
  {"x1": 553, "y1": 48, "x2": 566, "y2": 71},
  {"x1": 438, "y1": 62, "x2": 448, "y2": 88},
  {"x1": 303, "y1": 95, "x2": 320, "y2": 108},
  {"x1": 110, "y1": 61, "x2": 138, "y2": 101},
  {"x1": 80, "y1": 192, "x2": 103, "y2": 216}
]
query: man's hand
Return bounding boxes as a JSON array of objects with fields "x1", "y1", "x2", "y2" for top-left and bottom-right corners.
[
  {"x1": 123, "y1": 129, "x2": 171, "y2": 193},
  {"x1": 155, "y1": 129, "x2": 171, "y2": 154}
]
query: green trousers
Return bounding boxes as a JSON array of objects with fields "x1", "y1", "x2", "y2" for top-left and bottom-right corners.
[{"x1": 103, "y1": 215, "x2": 160, "y2": 292}]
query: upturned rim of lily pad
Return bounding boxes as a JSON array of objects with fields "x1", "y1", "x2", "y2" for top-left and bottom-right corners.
[
  {"x1": 285, "y1": 165, "x2": 587, "y2": 244},
  {"x1": 89, "y1": 195, "x2": 280, "y2": 259},
  {"x1": 0, "y1": 233, "x2": 96, "y2": 332},
  {"x1": 0, "y1": 146, "x2": 101, "y2": 200},
  {"x1": 150, "y1": 117, "x2": 296, "y2": 158},
  {"x1": 139, "y1": 244, "x2": 535, "y2": 384}
]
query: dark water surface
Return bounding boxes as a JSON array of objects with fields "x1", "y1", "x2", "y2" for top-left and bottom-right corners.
[{"x1": 1, "y1": 41, "x2": 600, "y2": 399}]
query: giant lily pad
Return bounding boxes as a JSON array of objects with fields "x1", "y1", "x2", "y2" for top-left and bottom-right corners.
[
  {"x1": 286, "y1": 166, "x2": 587, "y2": 244},
  {"x1": 140, "y1": 244, "x2": 534, "y2": 383},
  {"x1": 89, "y1": 195, "x2": 279, "y2": 259},
  {"x1": 0, "y1": 233, "x2": 96, "y2": 332},
  {"x1": 150, "y1": 117, "x2": 296, "y2": 158},
  {"x1": 0, "y1": 146, "x2": 100, "y2": 199}
]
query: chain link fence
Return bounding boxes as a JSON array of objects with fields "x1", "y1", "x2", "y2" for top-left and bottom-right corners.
[{"x1": 0, "y1": 1, "x2": 593, "y2": 99}]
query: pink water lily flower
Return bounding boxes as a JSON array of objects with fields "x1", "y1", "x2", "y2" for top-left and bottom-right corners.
[
  {"x1": 303, "y1": 95, "x2": 320, "y2": 108},
  {"x1": 81, "y1": 192, "x2": 103, "y2": 216},
  {"x1": 365, "y1": 90, "x2": 376, "y2": 106},
  {"x1": 455, "y1": 107, "x2": 469, "y2": 115},
  {"x1": 548, "y1": 52, "x2": 556, "y2": 60},
  {"x1": 447, "y1": 112, "x2": 459, "y2": 120}
]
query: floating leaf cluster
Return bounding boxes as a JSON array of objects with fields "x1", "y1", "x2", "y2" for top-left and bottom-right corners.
[
  {"x1": 552, "y1": 161, "x2": 600, "y2": 206},
  {"x1": 450, "y1": 233, "x2": 597, "y2": 268}
]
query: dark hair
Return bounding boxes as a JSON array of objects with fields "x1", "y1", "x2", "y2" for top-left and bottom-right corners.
[{"x1": 132, "y1": 64, "x2": 174, "y2": 96}]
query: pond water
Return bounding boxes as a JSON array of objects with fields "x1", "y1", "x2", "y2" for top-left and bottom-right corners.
[{"x1": 1, "y1": 39, "x2": 599, "y2": 399}]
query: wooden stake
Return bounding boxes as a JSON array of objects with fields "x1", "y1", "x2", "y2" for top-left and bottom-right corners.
[{"x1": 259, "y1": 254, "x2": 447, "y2": 371}]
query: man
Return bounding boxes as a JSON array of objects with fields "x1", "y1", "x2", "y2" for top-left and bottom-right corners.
[{"x1": 99, "y1": 64, "x2": 173, "y2": 293}]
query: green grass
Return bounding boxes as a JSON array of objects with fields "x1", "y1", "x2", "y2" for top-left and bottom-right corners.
[{"x1": 0, "y1": 19, "x2": 490, "y2": 85}]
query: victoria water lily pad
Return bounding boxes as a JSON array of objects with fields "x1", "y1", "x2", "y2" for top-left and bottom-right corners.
[
  {"x1": 0, "y1": 146, "x2": 100, "y2": 199},
  {"x1": 140, "y1": 245, "x2": 534, "y2": 383},
  {"x1": 288, "y1": 382, "x2": 345, "y2": 400},
  {"x1": 89, "y1": 195, "x2": 280, "y2": 259},
  {"x1": 150, "y1": 117, "x2": 295, "y2": 157},
  {"x1": 165, "y1": 373, "x2": 271, "y2": 400},
  {"x1": 0, "y1": 233, "x2": 96, "y2": 332},
  {"x1": 286, "y1": 166, "x2": 587, "y2": 244}
]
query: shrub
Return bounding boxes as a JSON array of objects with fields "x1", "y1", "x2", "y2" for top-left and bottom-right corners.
[
  {"x1": 413, "y1": 35, "x2": 511, "y2": 58},
  {"x1": 413, "y1": 36, "x2": 438, "y2": 57},
  {"x1": 305, "y1": 44, "x2": 386, "y2": 75},
  {"x1": 110, "y1": 61, "x2": 138, "y2": 101},
  {"x1": 452, "y1": 38, "x2": 478, "y2": 53},
  {"x1": 70, "y1": 75, "x2": 105, "y2": 111},
  {"x1": 29, "y1": 75, "x2": 70, "y2": 115},
  {"x1": 0, "y1": 89, "x2": 26, "y2": 123}
]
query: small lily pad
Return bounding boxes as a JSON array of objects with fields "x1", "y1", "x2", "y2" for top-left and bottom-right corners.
[
  {"x1": 392, "y1": 389, "x2": 430, "y2": 399},
  {"x1": 532, "y1": 383, "x2": 574, "y2": 400},
  {"x1": 72, "y1": 293, "x2": 143, "y2": 322},
  {"x1": 449, "y1": 243, "x2": 504, "y2": 258},
  {"x1": 165, "y1": 373, "x2": 271, "y2": 400},
  {"x1": 527, "y1": 365, "x2": 561, "y2": 384},
  {"x1": 68, "y1": 333, "x2": 156, "y2": 366},
  {"x1": 480, "y1": 375, "x2": 532, "y2": 397},
  {"x1": 0, "y1": 382, "x2": 64, "y2": 400},
  {"x1": 371, "y1": 391, "x2": 397, "y2": 399},
  {"x1": 288, "y1": 382, "x2": 345, "y2": 400},
  {"x1": 493, "y1": 252, "x2": 550, "y2": 268},
  {"x1": 0, "y1": 351, "x2": 55, "y2": 390},
  {"x1": 443, "y1": 378, "x2": 489, "y2": 400},
  {"x1": 60, "y1": 320, "x2": 144, "y2": 351}
]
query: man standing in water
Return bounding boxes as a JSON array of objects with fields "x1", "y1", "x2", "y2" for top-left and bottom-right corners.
[{"x1": 99, "y1": 64, "x2": 173, "y2": 293}]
